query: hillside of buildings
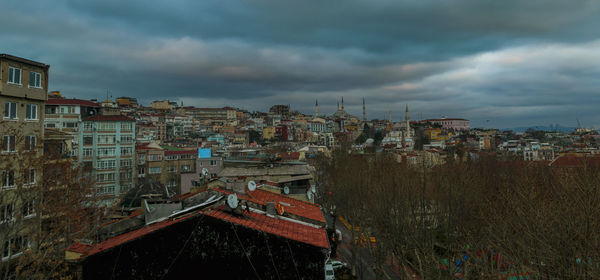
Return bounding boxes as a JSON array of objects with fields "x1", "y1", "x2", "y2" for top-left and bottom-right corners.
[{"x1": 3, "y1": 53, "x2": 600, "y2": 279}]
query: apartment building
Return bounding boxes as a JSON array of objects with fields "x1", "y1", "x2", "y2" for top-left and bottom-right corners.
[
  {"x1": 0, "y1": 54, "x2": 49, "y2": 261},
  {"x1": 135, "y1": 142, "x2": 196, "y2": 195},
  {"x1": 77, "y1": 115, "x2": 136, "y2": 199}
]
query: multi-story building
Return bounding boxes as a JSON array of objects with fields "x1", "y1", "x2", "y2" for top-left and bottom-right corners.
[
  {"x1": 189, "y1": 107, "x2": 236, "y2": 125},
  {"x1": 76, "y1": 115, "x2": 136, "y2": 199},
  {"x1": 135, "y1": 142, "x2": 196, "y2": 194},
  {"x1": 421, "y1": 118, "x2": 470, "y2": 131},
  {"x1": 0, "y1": 54, "x2": 49, "y2": 261}
]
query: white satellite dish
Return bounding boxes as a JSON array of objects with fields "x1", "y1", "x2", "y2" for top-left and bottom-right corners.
[
  {"x1": 248, "y1": 181, "x2": 256, "y2": 191},
  {"x1": 306, "y1": 190, "x2": 312, "y2": 200},
  {"x1": 227, "y1": 194, "x2": 239, "y2": 209},
  {"x1": 202, "y1": 168, "x2": 209, "y2": 176},
  {"x1": 311, "y1": 185, "x2": 316, "y2": 193},
  {"x1": 283, "y1": 186, "x2": 290, "y2": 195}
]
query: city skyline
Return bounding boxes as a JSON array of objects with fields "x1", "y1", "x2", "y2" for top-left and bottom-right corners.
[{"x1": 2, "y1": 0, "x2": 600, "y2": 128}]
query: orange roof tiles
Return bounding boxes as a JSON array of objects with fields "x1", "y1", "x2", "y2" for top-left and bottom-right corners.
[
  {"x1": 214, "y1": 189, "x2": 325, "y2": 223},
  {"x1": 204, "y1": 208, "x2": 328, "y2": 249}
]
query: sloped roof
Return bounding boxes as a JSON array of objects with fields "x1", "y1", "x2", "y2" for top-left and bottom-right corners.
[
  {"x1": 206, "y1": 207, "x2": 328, "y2": 248},
  {"x1": 214, "y1": 188, "x2": 324, "y2": 223},
  {"x1": 218, "y1": 165, "x2": 311, "y2": 177},
  {"x1": 46, "y1": 98, "x2": 99, "y2": 107}
]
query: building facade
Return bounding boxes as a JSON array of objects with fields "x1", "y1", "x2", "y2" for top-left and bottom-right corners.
[
  {"x1": 77, "y1": 115, "x2": 136, "y2": 199},
  {"x1": 0, "y1": 54, "x2": 49, "y2": 261}
]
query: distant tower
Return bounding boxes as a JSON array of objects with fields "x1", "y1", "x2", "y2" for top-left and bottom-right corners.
[
  {"x1": 405, "y1": 105, "x2": 411, "y2": 139},
  {"x1": 315, "y1": 99, "x2": 319, "y2": 118},
  {"x1": 341, "y1": 96, "x2": 344, "y2": 110},
  {"x1": 389, "y1": 111, "x2": 392, "y2": 123},
  {"x1": 362, "y1": 97, "x2": 366, "y2": 122}
]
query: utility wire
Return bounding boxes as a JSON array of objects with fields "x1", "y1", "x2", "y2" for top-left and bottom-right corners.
[
  {"x1": 286, "y1": 239, "x2": 302, "y2": 280},
  {"x1": 232, "y1": 223, "x2": 262, "y2": 280},
  {"x1": 263, "y1": 232, "x2": 282, "y2": 280}
]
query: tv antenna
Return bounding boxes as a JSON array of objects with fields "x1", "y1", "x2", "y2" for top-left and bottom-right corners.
[
  {"x1": 227, "y1": 194, "x2": 239, "y2": 209},
  {"x1": 283, "y1": 186, "x2": 290, "y2": 195},
  {"x1": 248, "y1": 181, "x2": 256, "y2": 192}
]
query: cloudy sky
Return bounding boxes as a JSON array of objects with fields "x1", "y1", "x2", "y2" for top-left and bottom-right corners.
[{"x1": 3, "y1": 0, "x2": 600, "y2": 128}]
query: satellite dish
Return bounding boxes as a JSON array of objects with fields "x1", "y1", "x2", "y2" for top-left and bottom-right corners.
[
  {"x1": 227, "y1": 194, "x2": 239, "y2": 209},
  {"x1": 306, "y1": 190, "x2": 312, "y2": 200},
  {"x1": 311, "y1": 185, "x2": 316, "y2": 193},
  {"x1": 248, "y1": 181, "x2": 256, "y2": 191},
  {"x1": 283, "y1": 186, "x2": 290, "y2": 195},
  {"x1": 202, "y1": 168, "x2": 209, "y2": 176}
]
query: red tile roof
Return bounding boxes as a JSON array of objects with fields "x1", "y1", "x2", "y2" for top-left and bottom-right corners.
[
  {"x1": 83, "y1": 115, "x2": 135, "y2": 122},
  {"x1": 214, "y1": 189, "x2": 325, "y2": 223},
  {"x1": 549, "y1": 155, "x2": 600, "y2": 168},
  {"x1": 68, "y1": 215, "x2": 194, "y2": 259},
  {"x1": 204, "y1": 207, "x2": 329, "y2": 248},
  {"x1": 46, "y1": 98, "x2": 100, "y2": 107}
]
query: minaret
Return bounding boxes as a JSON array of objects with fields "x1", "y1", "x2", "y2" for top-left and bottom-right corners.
[
  {"x1": 405, "y1": 104, "x2": 411, "y2": 139},
  {"x1": 389, "y1": 111, "x2": 392, "y2": 123},
  {"x1": 341, "y1": 96, "x2": 344, "y2": 110},
  {"x1": 362, "y1": 97, "x2": 366, "y2": 122},
  {"x1": 315, "y1": 99, "x2": 319, "y2": 118}
]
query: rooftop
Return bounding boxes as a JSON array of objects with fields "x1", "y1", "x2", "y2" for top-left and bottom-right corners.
[
  {"x1": 46, "y1": 98, "x2": 100, "y2": 108},
  {"x1": 83, "y1": 115, "x2": 135, "y2": 122}
]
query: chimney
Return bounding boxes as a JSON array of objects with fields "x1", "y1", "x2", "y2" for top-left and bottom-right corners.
[{"x1": 266, "y1": 201, "x2": 276, "y2": 215}]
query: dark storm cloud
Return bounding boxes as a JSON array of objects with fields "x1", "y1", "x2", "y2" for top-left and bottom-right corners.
[{"x1": 1, "y1": 0, "x2": 600, "y2": 127}]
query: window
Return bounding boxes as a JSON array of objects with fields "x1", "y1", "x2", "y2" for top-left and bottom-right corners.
[
  {"x1": 1, "y1": 203, "x2": 14, "y2": 222},
  {"x1": 8, "y1": 67, "x2": 21, "y2": 84},
  {"x1": 120, "y1": 147, "x2": 133, "y2": 156},
  {"x1": 120, "y1": 159, "x2": 132, "y2": 168},
  {"x1": 25, "y1": 135, "x2": 36, "y2": 151},
  {"x1": 120, "y1": 171, "x2": 131, "y2": 180},
  {"x1": 98, "y1": 185, "x2": 115, "y2": 194},
  {"x1": 148, "y1": 154, "x2": 162, "y2": 161},
  {"x1": 167, "y1": 166, "x2": 177, "y2": 173},
  {"x1": 3, "y1": 135, "x2": 16, "y2": 152},
  {"x1": 63, "y1": 122, "x2": 78, "y2": 128},
  {"x1": 97, "y1": 148, "x2": 116, "y2": 157},
  {"x1": 120, "y1": 135, "x2": 133, "y2": 143},
  {"x1": 167, "y1": 181, "x2": 177, "y2": 187},
  {"x1": 25, "y1": 104, "x2": 38, "y2": 120},
  {"x1": 83, "y1": 123, "x2": 94, "y2": 130},
  {"x1": 96, "y1": 160, "x2": 116, "y2": 170},
  {"x1": 97, "y1": 135, "x2": 116, "y2": 144},
  {"x1": 2, "y1": 236, "x2": 26, "y2": 260},
  {"x1": 165, "y1": 155, "x2": 178, "y2": 160},
  {"x1": 120, "y1": 123, "x2": 132, "y2": 130},
  {"x1": 96, "y1": 173, "x2": 115, "y2": 182},
  {"x1": 4, "y1": 102, "x2": 17, "y2": 119},
  {"x1": 83, "y1": 136, "x2": 93, "y2": 145},
  {"x1": 148, "y1": 167, "x2": 161, "y2": 174},
  {"x1": 23, "y1": 168, "x2": 35, "y2": 185},
  {"x1": 210, "y1": 160, "x2": 217, "y2": 166},
  {"x1": 29, "y1": 71, "x2": 41, "y2": 88},
  {"x1": 138, "y1": 167, "x2": 145, "y2": 175},
  {"x1": 2, "y1": 170, "x2": 15, "y2": 188},
  {"x1": 22, "y1": 201, "x2": 35, "y2": 217},
  {"x1": 82, "y1": 148, "x2": 93, "y2": 157},
  {"x1": 98, "y1": 123, "x2": 116, "y2": 131}
]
